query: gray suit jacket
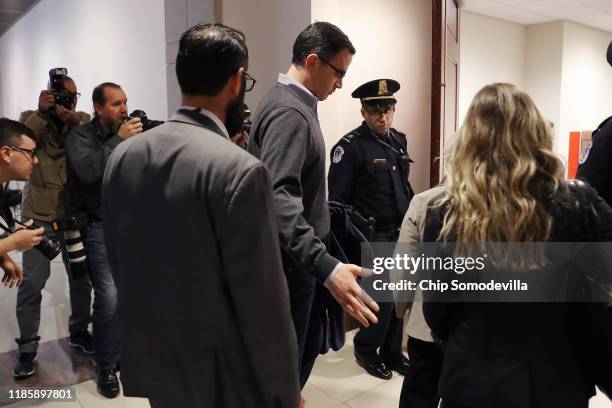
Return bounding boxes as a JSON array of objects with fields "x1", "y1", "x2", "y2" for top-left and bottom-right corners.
[{"x1": 103, "y1": 110, "x2": 300, "y2": 407}]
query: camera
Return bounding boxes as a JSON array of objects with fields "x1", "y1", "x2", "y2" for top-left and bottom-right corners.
[
  {"x1": 23, "y1": 222, "x2": 61, "y2": 260},
  {"x1": 241, "y1": 107, "x2": 252, "y2": 134},
  {"x1": 55, "y1": 215, "x2": 89, "y2": 280},
  {"x1": 48, "y1": 68, "x2": 74, "y2": 110},
  {"x1": 126, "y1": 110, "x2": 164, "y2": 131}
]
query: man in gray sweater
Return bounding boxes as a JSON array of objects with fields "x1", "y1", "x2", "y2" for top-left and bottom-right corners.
[{"x1": 249, "y1": 22, "x2": 379, "y2": 387}]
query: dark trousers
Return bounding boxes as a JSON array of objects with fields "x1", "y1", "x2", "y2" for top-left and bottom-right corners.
[
  {"x1": 285, "y1": 267, "x2": 321, "y2": 388},
  {"x1": 16, "y1": 220, "x2": 92, "y2": 354},
  {"x1": 85, "y1": 222, "x2": 120, "y2": 370},
  {"x1": 399, "y1": 337, "x2": 443, "y2": 408},
  {"x1": 354, "y1": 229, "x2": 404, "y2": 362}
]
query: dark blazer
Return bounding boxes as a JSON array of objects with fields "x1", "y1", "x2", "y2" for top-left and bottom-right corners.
[
  {"x1": 423, "y1": 181, "x2": 612, "y2": 408},
  {"x1": 103, "y1": 110, "x2": 300, "y2": 407}
]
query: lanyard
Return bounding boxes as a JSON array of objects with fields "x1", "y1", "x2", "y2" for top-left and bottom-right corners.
[{"x1": 370, "y1": 130, "x2": 405, "y2": 155}]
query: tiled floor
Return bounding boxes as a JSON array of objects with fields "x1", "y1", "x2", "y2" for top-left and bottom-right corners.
[{"x1": 0, "y1": 252, "x2": 610, "y2": 408}]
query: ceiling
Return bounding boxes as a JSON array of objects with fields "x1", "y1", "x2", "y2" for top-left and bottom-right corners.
[
  {"x1": 463, "y1": 0, "x2": 612, "y2": 32},
  {"x1": 0, "y1": 0, "x2": 39, "y2": 37}
]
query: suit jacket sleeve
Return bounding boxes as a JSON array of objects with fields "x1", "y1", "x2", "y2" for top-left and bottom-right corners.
[
  {"x1": 259, "y1": 107, "x2": 339, "y2": 282},
  {"x1": 219, "y1": 162, "x2": 300, "y2": 408},
  {"x1": 66, "y1": 125, "x2": 123, "y2": 185}
]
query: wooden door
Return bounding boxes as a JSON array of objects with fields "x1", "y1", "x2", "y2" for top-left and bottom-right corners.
[{"x1": 431, "y1": 0, "x2": 460, "y2": 186}]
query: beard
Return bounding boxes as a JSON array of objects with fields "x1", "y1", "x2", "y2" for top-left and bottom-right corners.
[{"x1": 224, "y1": 83, "x2": 246, "y2": 137}]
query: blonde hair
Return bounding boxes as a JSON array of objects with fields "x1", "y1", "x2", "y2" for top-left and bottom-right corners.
[{"x1": 438, "y1": 83, "x2": 564, "y2": 267}]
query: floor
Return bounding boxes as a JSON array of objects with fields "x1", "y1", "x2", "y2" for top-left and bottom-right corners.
[{"x1": 0, "y1": 252, "x2": 610, "y2": 408}]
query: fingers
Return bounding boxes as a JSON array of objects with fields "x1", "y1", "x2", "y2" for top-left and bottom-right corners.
[
  {"x1": 354, "y1": 267, "x2": 376, "y2": 278},
  {"x1": 359, "y1": 289, "x2": 380, "y2": 313}
]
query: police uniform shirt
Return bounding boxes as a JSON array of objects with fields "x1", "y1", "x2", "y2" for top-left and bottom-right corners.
[
  {"x1": 576, "y1": 117, "x2": 612, "y2": 206},
  {"x1": 328, "y1": 122, "x2": 414, "y2": 227}
]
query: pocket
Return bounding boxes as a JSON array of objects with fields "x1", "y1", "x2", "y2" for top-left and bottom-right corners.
[{"x1": 24, "y1": 184, "x2": 60, "y2": 218}]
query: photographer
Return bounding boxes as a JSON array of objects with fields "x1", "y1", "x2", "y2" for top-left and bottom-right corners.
[
  {"x1": 14, "y1": 73, "x2": 94, "y2": 380},
  {"x1": 65, "y1": 82, "x2": 142, "y2": 398},
  {"x1": 0, "y1": 118, "x2": 44, "y2": 287}
]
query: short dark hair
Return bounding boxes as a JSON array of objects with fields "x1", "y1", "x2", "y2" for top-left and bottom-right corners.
[
  {"x1": 292, "y1": 22, "x2": 355, "y2": 66},
  {"x1": 176, "y1": 23, "x2": 248, "y2": 96},
  {"x1": 0, "y1": 118, "x2": 36, "y2": 146},
  {"x1": 92, "y1": 82, "x2": 121, "y2": 107}
]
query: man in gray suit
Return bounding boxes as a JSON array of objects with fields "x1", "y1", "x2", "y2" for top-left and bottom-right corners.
[{"x1": 103, "y1": 23, "x2": 300, "y2": 408}]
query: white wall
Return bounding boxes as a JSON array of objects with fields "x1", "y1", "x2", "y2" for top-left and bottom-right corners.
[
  {"x1": 164, "y1": 0, "x2": 218, "y2": 116},
  {"x1": 313, "y1": 0, "x2": 432, "y2": 194},
  {"x1": 458, "y1": 11, "x2": 526, "y2": 123},
  {"x1": 524, "y1": 22, "x2": 565, "y2": 156},
  {"x1": 558, "y1": 21, "x2": 612, "y2": 166},
  {"x1": 460, "y1": 14, "x2": 612, "y2": 173},
  {"x1": 0, "y1": 0, "x2": 167, "y2": 121},
  {"x1": 222, "y1": 0, "x2": 310, "y2": 113}
]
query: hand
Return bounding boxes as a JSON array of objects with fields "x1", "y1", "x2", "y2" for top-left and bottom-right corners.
[
  {"x1": 1, "y1": 254, "x2": 22, "y2": 288},
  {"x1": 298, "y1": 394, "x2": 305, "y2": 408},
  {"x1": 118, "y1": 117, "x2": 143, "y2": 140},
  {"x1": 55, "y1": 105, "x2": 81, "y2": 127},
  {"x1": 230, "y1": 130, "x2": 249, "y2": 148},
  {"x1": 38, "y1": 90, "x2": 55, "y2": 113},
  {"x1": 329, "y1": 264, "x2": 379, "y2": 327},
  {"x1": 8, "y1": 227, "x2": 44, "y2": 252}
]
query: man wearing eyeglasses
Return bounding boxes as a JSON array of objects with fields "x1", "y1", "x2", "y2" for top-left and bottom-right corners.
[
  {"x1": 328, "y1": 79, "x2": 414, "y2": 380},
  {"x1": 0, "y1": 118, "x2": 46, "y2": 289},
  {"x1": 249, "y1": 22, "x2": 380, "y2": 390},
  {"x1": 14, "y1": 74, "x2": 93, "y2": 381},
  {"x1": 103, "y1": 23, "x2": 300, "y2": 408}
]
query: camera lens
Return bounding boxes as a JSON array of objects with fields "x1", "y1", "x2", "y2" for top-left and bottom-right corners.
[{"x1": 35, "y1": 236, "x2": 61, "y2": 260}]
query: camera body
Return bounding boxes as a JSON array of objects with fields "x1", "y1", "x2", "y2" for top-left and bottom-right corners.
[
  {"x1": 26, "y1": 222, "x2": 61, "y2": 260},
  {"x1": 241, "y1": 107, "x2": 252, "y2": 134},
  {"x1": 126, "y1": 110, "x2": 164, "y2": 131},
  {"x1": 48, "y1": 68, "x2": 74, "y2": 110}
]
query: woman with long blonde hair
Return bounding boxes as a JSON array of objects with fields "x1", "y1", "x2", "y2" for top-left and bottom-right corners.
[{"x1": 423, "y1": 83, "x2": 612, "y2": 408}]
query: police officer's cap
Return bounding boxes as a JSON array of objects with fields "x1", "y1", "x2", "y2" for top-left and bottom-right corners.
[{"x1": 352, "y1": 79, "x2": 400, "y2": 108}]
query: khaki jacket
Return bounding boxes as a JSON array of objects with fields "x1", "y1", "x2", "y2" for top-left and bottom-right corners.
[
  {"x1": 391, "y1": 185, "x2": 445, "y2": 342},
  {"x1": 22, "y1": 110, "x2": 90, "y2": 222}
]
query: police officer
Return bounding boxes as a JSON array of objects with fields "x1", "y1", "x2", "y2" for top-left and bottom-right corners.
[
  {"x1": 328, "y1": 79, "x2": 413, "y2": 380},
  {"x1": 576, "y1": 40, "x2": 612, "y2": 205}
]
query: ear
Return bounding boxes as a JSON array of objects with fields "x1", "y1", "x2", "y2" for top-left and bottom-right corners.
[
  {"x1": 228, "y1": 67, "x2": 244, "y2": 97},
  {"x1": 305, "y1": 54, "x2": 319, "y2": 71},
  {"x1": 93, "y1": 103, "x2": 103, "y2": 117},
  {"x1": 360, "y1": 108, "x2": 367, "y2": 119},
  {"x1": 0, "y1": 146, "x2": 11, "y2": 163}
]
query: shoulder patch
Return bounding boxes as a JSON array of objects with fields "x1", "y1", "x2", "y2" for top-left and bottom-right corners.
[
  {"x1": 332, "y1": 146, "x2": 345, "y2": 164},
  {"x1": 579, "y1": 141, "x2": 592, "y2": 165}
]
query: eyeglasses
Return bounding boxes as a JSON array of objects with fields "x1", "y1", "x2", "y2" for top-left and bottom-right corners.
[
  {"x1": 7, "y1": 146, "x2": 37, "y2": 160},
  {"x1": 318, "y1": 56, "x2": 346, "y2": 79},
  {"x1": 244, "y1": 72, "x2": 256, "y2": 92}
]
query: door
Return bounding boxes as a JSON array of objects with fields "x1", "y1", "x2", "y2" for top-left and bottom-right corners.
[{"x1": 431, "y1": 0, "x2": 460, "y2": 187}]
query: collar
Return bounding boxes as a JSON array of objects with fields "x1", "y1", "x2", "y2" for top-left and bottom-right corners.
[
  {"x1": 178, "y1": 105, "x2": 229, "y2": 139},
  {"x1": 277, "y1": 73, "x2": 318, "y2": 109},
  {"x1": 92, "y1": 117, "x2": 115, "y2": 140}
]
